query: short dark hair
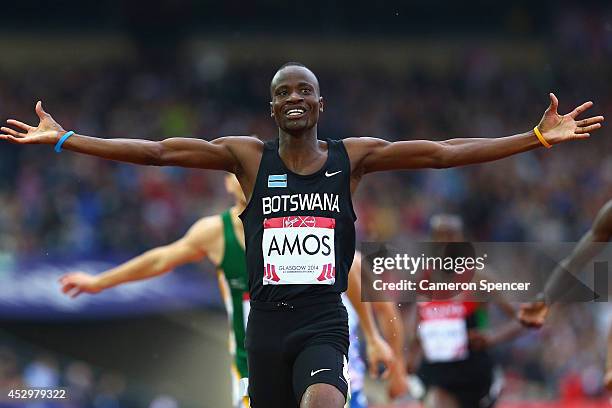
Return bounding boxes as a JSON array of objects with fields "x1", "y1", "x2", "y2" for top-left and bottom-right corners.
[
  {"x1": 270, "y1": 62, "x2": 319, "y2": 96},
  {"x1": 278, "y1": 61, "x2": 307, "y2": 71}
]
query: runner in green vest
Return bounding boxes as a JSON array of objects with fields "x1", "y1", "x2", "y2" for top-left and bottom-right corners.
[{"x1": 59, "y1": 174, "x2": 395, "y2": 407}]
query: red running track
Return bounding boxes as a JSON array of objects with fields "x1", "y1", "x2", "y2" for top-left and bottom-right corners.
[{"x1": 373, "y1": 401, "x2": 611, "y2": 408}]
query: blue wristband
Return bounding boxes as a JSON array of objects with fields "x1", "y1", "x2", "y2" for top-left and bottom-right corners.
[{"x1": 54, "y1": 131, "x2": 75, "y2": 153}]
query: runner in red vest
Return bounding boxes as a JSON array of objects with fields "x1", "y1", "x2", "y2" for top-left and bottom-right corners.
[{"x1": 407, "y1": 214, "x2": 523, "y2": 408}]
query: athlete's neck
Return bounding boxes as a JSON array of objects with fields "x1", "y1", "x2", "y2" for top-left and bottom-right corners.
[
  {"x1": 278, "y1": 125, "x2": 318, "y2": 145},
  {"x1": 278, "y1": 128, "x2": 326, "y2": 174}
]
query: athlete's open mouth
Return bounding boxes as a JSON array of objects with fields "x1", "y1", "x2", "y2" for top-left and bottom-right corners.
[{"x1": 283, "y1": 106, "x2": 307, "y2": 119}]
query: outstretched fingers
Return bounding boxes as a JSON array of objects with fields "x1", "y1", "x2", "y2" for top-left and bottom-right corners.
[
  {"x1": 574, "y1": 115, "x2": 604, "y2": 138},
  {"x1": 70, "y1": 289, "x2": 83, "y2": 298},
  {"x1": 576, "y1": 123, "x2": 602, "y2": 134},
  {"x1": 569, "y1": 101, "x2": 594, "y2": 119},
  {"x1": 7, "y1": 119, "x2": 34, "y2": 132},
  {"x1": 60, "y1": 281, "x2": 75, "y2": 294},
  {"x1": 0, "y1": 126, "x2": 27, "y2": 138},
  {"x1": 577, "y1": 115, "x2": 605, "y2": 127},
  {"x1": 0, "y1": 132, "x2": 30, "y2": 144},
  {"x1": 0, "y1": 132, "x2": 20, "y2": 141}
]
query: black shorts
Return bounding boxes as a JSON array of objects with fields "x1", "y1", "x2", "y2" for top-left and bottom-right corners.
[
  {"x1": 442, "y1": 382, "x2": 496, "y2": 408},
  {"x1": 418, "y1": 357, "x2": 498, "y2": 408},
  {"x1": 245, "y1": 294, "x2": 349, "y2": 408}
]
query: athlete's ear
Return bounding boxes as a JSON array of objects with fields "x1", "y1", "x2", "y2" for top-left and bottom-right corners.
[
  {"x1": 270, "y1": 101, "x2": 274, "y2": 117},
  {"x1": 319, "y1": 96, "x2": 324, "y2": 113}
]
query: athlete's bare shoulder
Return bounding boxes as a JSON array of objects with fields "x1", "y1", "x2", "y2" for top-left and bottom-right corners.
[
  {"x1": 221, "y1": 135, "x2": 264, "y2": 148},
  {"x1": 220, "y1": 136, "x2": 265, "y2": 200},
  {"x1": 188, "y1": 215, "x2": 224, "y2": 238},
  {"x1": 341, "y1": 137, "x2": 389, "y2": 175},
  {"x1": 184, "y1": 214, "x2": 225, "y2": 265},
  {"x1": 220, "y1": 136, "x2": 264, "y2": 169}
]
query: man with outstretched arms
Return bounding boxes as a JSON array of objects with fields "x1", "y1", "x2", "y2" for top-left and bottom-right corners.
[
  {"x1": 2, "y1": 62, "x2": 603, "y2": 407},
  {"x1": 59, "y1": 174, "x2": 395, "y2": 407},
  {"x1": 519, "y1": 199, "x2": 612, "y2": 389}
]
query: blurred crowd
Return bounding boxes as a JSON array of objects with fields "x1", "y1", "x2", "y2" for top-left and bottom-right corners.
[
  {"x1": 0, "y1": 340, "x2": 180, "y2": 408},
  {"x1": 488, "y1": 303, "x2": 608, "y2": 401},
  {"x1": 1, "y1": 12, "x2": 611, "y2": 256},
  {"x1": 1, "y1": 7, "x2": 611, "y2": 404}
]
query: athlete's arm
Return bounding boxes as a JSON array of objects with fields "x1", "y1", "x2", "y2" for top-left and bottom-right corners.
[
  {"x1": 605, "y1": 323, "x2": 612, "y2": 390},
  {"x1": 372, "y1": 302, "x2": 409, "y2": 399},
  {"x1": 519, "y1": 200, "x2": 612, "y2": 327},
  {"x1": 59, "y1": 216, "x2": 221, "y2": 297},
  {"x1": 484, "y1": 309, "x2": 523, "y2": 348},
  {"x1": 469, "y1": 270, "x2": 523, "y2": 349},
  {"x1": 468, "y1": 317, "x2": 521, "y2": 351},
  {"x1": 1, "y1": 102, "x2": 262, "y2": 174},
  {"x1": 469, "y1": 297, "x2": 523, "y2": 349},
  {"x1": 344, "y1": 94, "x2": 603, "y2": 174},
  {"x1": 346, "y1": 252, "x2": 394, "y2": 378},
  {"x1": 544, "y1": 200, "x2": 612, "y2": 300},
  {"x1": 404, "y1": 304, "x2": 422, "y2": 374}
]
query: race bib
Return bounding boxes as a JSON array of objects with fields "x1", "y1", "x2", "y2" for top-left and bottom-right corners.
[
  {"x1": 262, "y1": 216, "x2": 335, "y2": 285},
  {"x1": 418, "y1": 302, "x2": 469, "y2": 363}
]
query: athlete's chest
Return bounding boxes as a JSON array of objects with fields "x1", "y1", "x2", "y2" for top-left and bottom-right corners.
[
  {"x1": 418, "y1": 302, "x2": 472, "y2": 362},
  {"x1": 256, "y1": 173, "x2": 348, "y2": 286},
  {"x1": 279, "y1": 153, "x2": 328, "y2": 176}
]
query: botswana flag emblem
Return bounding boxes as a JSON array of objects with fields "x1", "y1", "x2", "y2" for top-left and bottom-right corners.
[{"x1": 268, "y1": 174, "x2": 287, "y2": 188}]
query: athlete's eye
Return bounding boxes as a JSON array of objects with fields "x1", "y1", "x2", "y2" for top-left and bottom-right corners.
[{"x1": 301, "y1": 88, "x2": 312, "y2": 95}]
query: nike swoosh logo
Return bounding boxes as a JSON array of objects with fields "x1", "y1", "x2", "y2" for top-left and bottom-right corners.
[
  {"x1": 310, "y1": 368, "x2": 332, "y2": 377},
  {"x1": 325, "y1": 170, "x2": 342, "y2": 177}
]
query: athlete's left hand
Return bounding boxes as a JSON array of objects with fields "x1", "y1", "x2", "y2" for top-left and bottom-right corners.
[
  {"x1": 536, "y1": 93, "x2": 604, "y2": 145},
  {"x1": 366, "y1": 334, "x2": 394, "y2": 379},
  {"x1": 518, "y1": 301, "x2": 549, "y2": 328}
]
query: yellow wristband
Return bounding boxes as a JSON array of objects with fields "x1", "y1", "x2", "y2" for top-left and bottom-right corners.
[{"x1": 534, "y1": 126, "x2": 552, "y2": 148}]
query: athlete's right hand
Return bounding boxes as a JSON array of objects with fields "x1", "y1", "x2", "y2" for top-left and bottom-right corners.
[
  {"x1": 387, "y1": 368, "x2": 409, "y2": 399},
  {"x1": 1, "y1": 101, "x2": 65, "y2": 145},
  {"x1": 59, "y1": 272, "x2": 103, "y2": 298},
  {"x1": 366, "y1": 334, "x2": 394, "y2": 380},
  {"x1": 518, "y1": 302, "x2": 549, "y2": 328}
]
